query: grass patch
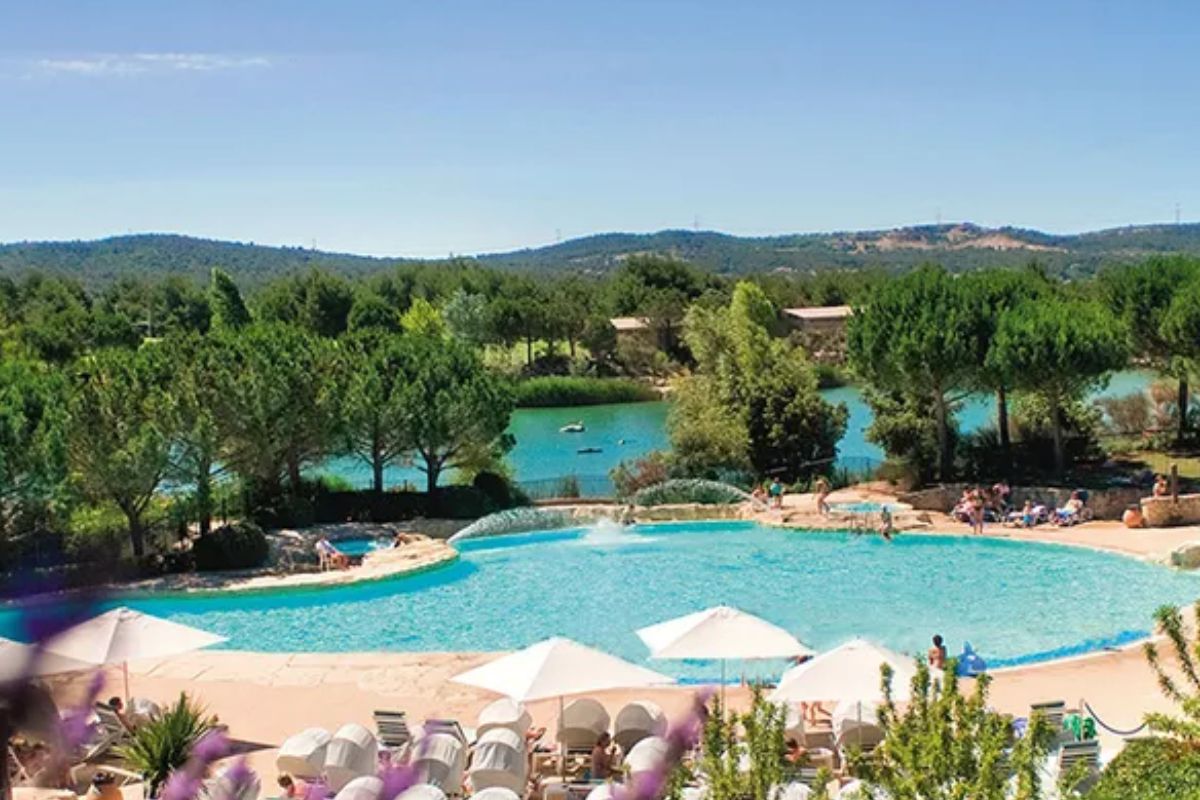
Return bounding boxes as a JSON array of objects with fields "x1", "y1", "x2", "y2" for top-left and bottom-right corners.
[{"x1": 513, "y1": 376, "x2": 659, "y2": 407}]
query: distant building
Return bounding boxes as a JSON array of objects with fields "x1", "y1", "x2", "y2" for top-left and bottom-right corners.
[
  {"x1": 610, "y1": 316, "x2": 658, "y2": 347},
  {"x1": 782, "y1": 305, "x2": 854, "y2": 364},
  {"x1": 782, "y1": 305, "x2": 854, "y2": 334}
]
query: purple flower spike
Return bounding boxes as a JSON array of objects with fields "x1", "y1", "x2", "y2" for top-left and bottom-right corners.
[
  {"x1": 211, "y1": 756, "x2": 257, "y2": 800},
  {"x1": 58, "y1": 670, "x2": 106, "y2": 750},
  {"x1": 161, "y1": 772, "x2": 204, "y2": 800},
  {"x1": 378, "y1": 762, "x2": 417, "y2": 800},
  {"x1": 304, "y1": 777, "x2": 331, "y2": 800},
  {"x1": 192, "y1": 729, "x2": 231, "y2": 765}
]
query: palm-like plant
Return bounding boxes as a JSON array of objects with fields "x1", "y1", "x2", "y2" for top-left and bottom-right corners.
[
  {"x1": 116, "y1": 693, "x2": 218, "y2": 796},
  {"x1": 1144, "y1": 601, "x2": 1200, "y2": 740}
]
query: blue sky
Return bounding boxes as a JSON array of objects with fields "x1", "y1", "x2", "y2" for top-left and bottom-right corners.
[{"x1": 2, "y1": 1, "x2": 1198, "y2": 257}]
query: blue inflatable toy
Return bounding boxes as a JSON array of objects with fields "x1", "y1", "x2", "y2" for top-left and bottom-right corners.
[{"x1": 956, "y1": 641, "x2": 988, "y2": 677}]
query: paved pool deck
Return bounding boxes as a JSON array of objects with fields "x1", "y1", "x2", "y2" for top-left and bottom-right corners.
[{"x1": 35, "y1": 492, "x2": 1200, "y2": 778}]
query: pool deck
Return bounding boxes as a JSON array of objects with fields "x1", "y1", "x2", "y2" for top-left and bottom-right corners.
[
  {"x1": 34, "y1": 491, "x2": 1200, "y2": 777},
  {"x1": 122, "y1": 534, "x2": 458, "y2": 596}
]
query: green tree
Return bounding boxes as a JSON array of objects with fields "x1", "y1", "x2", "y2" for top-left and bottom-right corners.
[
  {"x1": 848, "y1": 265, "x2": 979, "y2": 480},
  {"x1": 347, "y1": 290, "x2": 401, "y2": 332},
  {"x1": 256, "y1": 269, "x2": 354, "y2": 337},
  {"x1": 211, "y1": 323, "x2": 339, "y2": 492},
  {"x1": 0, "y1": 360, "x2": 69, "y2": 542},
  {"x1": 858, "y1": 660, "x2": 1053, "y2": 800},
  {"x1": 673, "y1": 282, "x2": 846, "y2": 481},
  {"x1": 68, "y1": 347, "x2": 175, "y2": 557},
  {"x1": 161, "y1": 335, "x2": 226, "y2": 537},
  {"x1": 442, "y1": 288, "x2": 490, "y2": 347},
  {"x1": 986, "y1": 299, "x2": 1127, "y2": 476},
  {"x1": 337, "y1": 332, "x2": 418, "y2": 493},
  {"x1": 400, "y1": 297, "x2": 448, "y2": 338},
  {"x1": 1143, "y1": 601, "x2": 1200, "y2": 742},
  {"x1": 397, "y1": 335, "x2": 514, "y2": 494},
  {"x1": 209, "y1": 268, "x2": 252, "y2": 330},
  {"x1": 961, "y1": 268, "x2": 1052, "y2": 466},
  {"x1": 1100, "y1": 256, "x2": 1199, "y2": 440},
  {"x1": 1160, "y1": 279, "x2": 1200, "y2": 434}
]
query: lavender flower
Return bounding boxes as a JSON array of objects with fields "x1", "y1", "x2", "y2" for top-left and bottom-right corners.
[{"x1": 57, "y1": 670, "x2": 106, "y2": 751}]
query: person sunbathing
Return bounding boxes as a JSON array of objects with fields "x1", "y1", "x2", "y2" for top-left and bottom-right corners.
[
  {"x1": 315, "y1": 537, "x2": 350, "y2": 569},
  {"x1": 590, "y1": 732, "x2": 615, "y2": 780},
  {"x1": 277, "y1": 774, "x2": 309, "y2": 799},
  {"x1": 784, "y1": 738, "x2": 808, "y2": 765},
  {"x1": 1054, "y1": 492, "x2": 1085, "y2": 526}
]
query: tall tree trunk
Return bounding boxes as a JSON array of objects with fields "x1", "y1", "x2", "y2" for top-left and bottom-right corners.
[
  {"x1": 525, "y1": 335, "x2": 534, "y2": 366},
  {"x1": 286, "y1": 453, "x2": 303, "y2": 491},
  {"x1": 569, "y1": 337, "x2": 577, "y2": 359},
  {"x1": 996, "y1": 385, "x2": 1011, "y2": 471},
  {"x1": 934, "y1": 391, "x2": 951, "y2": 481},
  {"x1": 123, "y1": 505, "x2": 146, "y2": 559},
  {"x1": 1179, "y1": 377, "x2": 1190, "y2": 440},
  {"x1": 425, "y1": 459, "x2": 441, "y2": 496},
  {"x1": 1051, "y1": 404, "x2": 1065, "y2": 478},
  {"x1": 372, "y1": 457, "x2": 385, "y2": 495},
  {"x1": 196, "y1": 465, "x2": 213, "y2": 538}
]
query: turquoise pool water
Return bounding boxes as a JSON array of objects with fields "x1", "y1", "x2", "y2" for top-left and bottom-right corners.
[
  {"x1": 334, "y1": 537, "x2": 389, "y2": 557},
  {"x1": 9, "y1": 522, "x2": 1196, "y2": 681},
  {"x1": 830, "y1": 502, "x2": 888, "y2": 514}
]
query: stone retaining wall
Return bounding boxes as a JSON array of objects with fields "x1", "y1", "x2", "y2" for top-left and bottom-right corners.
[
  {"x1": 898, "y1": 483, "x2": 1143, "y2": 521},
  {"x1": 1142, "y1": 494, "x2": 1200, "y2": 527}
]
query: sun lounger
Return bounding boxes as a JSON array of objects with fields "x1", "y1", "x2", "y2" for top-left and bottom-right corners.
[
  {"x1": 1058, "y1": 738, "x2": 1101, "y2": 787},
  {"x1": 397, "y1": 787, "x2": 448, "y2": 800},
  {"x1": 276, "y1": 727, "x2": 332, "y2": 780},
  {"x1": 769, "y1": 782, "x2": 812, "y2": 800},
  {"x1": 374, "y1": 710, "x2": 413, "y2": 753},
  {"x1": 613, "y1": 701, "x2": 667, "y2": 754},
  {"x1": 421, "y1": 718, "x2": 473, "y2": 746},
  {"x1": 1029, "y1": 700, "x2": 1066, "y2": 740},
  {"x1": 623, "y1": 736, "x2": 669, "y2": 778},
  {"x1": 335, "y1": 776, "x2": 384, "y2": 800},
  {"x1": 471, "y1": 788, "x2": 521, "y2": 800},
  {"x1": 557, "y1": 699, "x2": 609, "y2": 754},
  {"x1": 832, "y1": 701, "x2": 884, "y2": 763},
  {"x1": 412, "y1": 732, "x2": 467, "y2": 795},
  {"x1": 469, "y1": 728, "x2": 527, "y2": 794},
  {"x1": 325, "y1": 723, "x2": 379, "y2": 792},
  {"x1": 477, "y1": 699, "x2": 532, "y2": 739}
]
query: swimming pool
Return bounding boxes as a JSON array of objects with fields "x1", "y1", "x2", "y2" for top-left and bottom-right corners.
[
  {"x1": 5, "y1": 522, "x2": 1197, "y2": 681},
  {"x1": 334, "y1": 537, "x2": 389, "y2": 558},
  {"x1": 829, "y1": 501, "x2": 888, "y2": 514}
]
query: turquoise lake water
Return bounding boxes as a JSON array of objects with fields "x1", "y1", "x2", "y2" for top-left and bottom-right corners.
[
  {"x1": 9, "y1": 522, "x2": 1195, "y2": 680},
  {"x1": 317, "y1": 370, "x2": 1155, "y2": 490}
]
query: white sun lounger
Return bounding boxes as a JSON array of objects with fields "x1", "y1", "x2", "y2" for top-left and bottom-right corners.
[
  {"x1": 469, "y1": 728, "x2": 527, "y2": 794},
  {"x1": 557, "y1": 699, "x2": 610, "y2": 753},
  {"x1": 613, "y1": 701, "x2": 667, "y2": 754},
  {"x1": 325, "y1": 723, "x2": 380, "y2": 792},
  {"x1": 412, "y1": 732, "x2": 467, "y2": 794},
  {"x1": 397, "y1": 786, "x2": 448, "y2": 800},
  {"x1": 471, "y1": 788, "x2": 521, "y2": 800},
  {"x1": 477, "y1": 698, "x2": 532, "y2": 738},
  {"x1": 276, "y1": 727, "x2": 332, "y2": 780},
  {"x1": 624, "y1": 735, "x2": 670, "y2": 777},
  {"x1": 335, "y1": 776, "x2": 383, "y2": 800}
]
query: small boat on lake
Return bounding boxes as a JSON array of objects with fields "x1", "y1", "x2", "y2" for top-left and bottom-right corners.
[
  {"x1": 577, "y1": 446, "x2": 603, "y2": 454},
  {"x1": 560, "y1": 422, "x2": 586, "y2": 433}
]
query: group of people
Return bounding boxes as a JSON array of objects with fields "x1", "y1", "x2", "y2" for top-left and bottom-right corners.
[
  {"x1": 951, "y1": 483, "x2": 1011, "y2": 534},
  {"x1": 752, "y1": 478, "x2": 788, "y2": 510}
]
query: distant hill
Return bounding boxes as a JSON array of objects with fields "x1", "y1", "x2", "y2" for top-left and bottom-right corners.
[{"x1": 5, "y1": 222, "x2": 1200, "y2": 287}]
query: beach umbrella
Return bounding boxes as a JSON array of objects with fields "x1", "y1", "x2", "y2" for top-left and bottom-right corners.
[
  {"x1": 451, "y1": 637, "x2": 674, "y2": 702},
  {"x1": 451, "y1": 637, "x2": 674, "y2": 775},
  {"x1": 0, "y1": 637, "x2": 93, "y2": 682},
  {"x1": 768, "y1": 638, "x2": 916, "y2": 705},
  {"x1": 637, "y1": 605, "x2": 812, "y2": 701},
  {"x1": 43, "y1": 607, "x2": 226, "y2": 700}
]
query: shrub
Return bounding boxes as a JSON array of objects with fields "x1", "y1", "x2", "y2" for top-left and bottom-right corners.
[
  {"x1": 472, "y1": 470, "x2": 515, "y2": 507},
  {"x1": 632, "y1": 479, "x2": 748, "y2": 507},
  {"x1": 1096, "y1": 391, "x2": 1152, "y2": 436},
  {"x1": 1084, "y1": 737, "x2": 1200, "y2": 800},
  {"x1": 513, "y1": 376, "x2": 659, "y2": 407},
  {"x1": 192, "y1": 521, "x2": 269, "y2": 571},
  {"x1": 116, "y1": 693, "x2": 218, "y2": 796},
  {"x1": 556, "y1": 475, "x2": 581, "y2": 498},
  {"x1": 611, "y1": 451, "x2": 672, "y2": 499}
]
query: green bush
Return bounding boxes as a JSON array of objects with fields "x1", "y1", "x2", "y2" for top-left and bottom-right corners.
[
  {"x1": 611, "y1": 452, "x2": 672, "y2": 500},
  {"x1": 192, "y1": 521, "x2": 269, "y2": 571},
  {"x1": 116, "y1": 693, "x2": 218, "y2": 796},
  {"x1": 632, "y1": 479, "x2": 749, "y2": 506},
  {"x1": 513, "y1": 376, "x2": 658, "y2": 407},
  {"x1": 1085, "y1": 738, "x2": 1200, "y2": 800}
]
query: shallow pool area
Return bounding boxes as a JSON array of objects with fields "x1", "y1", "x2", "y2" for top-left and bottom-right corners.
[
  {"x1": 5, "y1": 521, "x2": 1197, "y2": 681},
  {"x1": 334, "y1": 537, "x2": 389, "y2": 558}
]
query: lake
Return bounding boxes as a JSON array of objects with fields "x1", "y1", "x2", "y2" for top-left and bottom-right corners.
[{"x1": 319, "y1": 370, "x2": 1156, "y2": 492}]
